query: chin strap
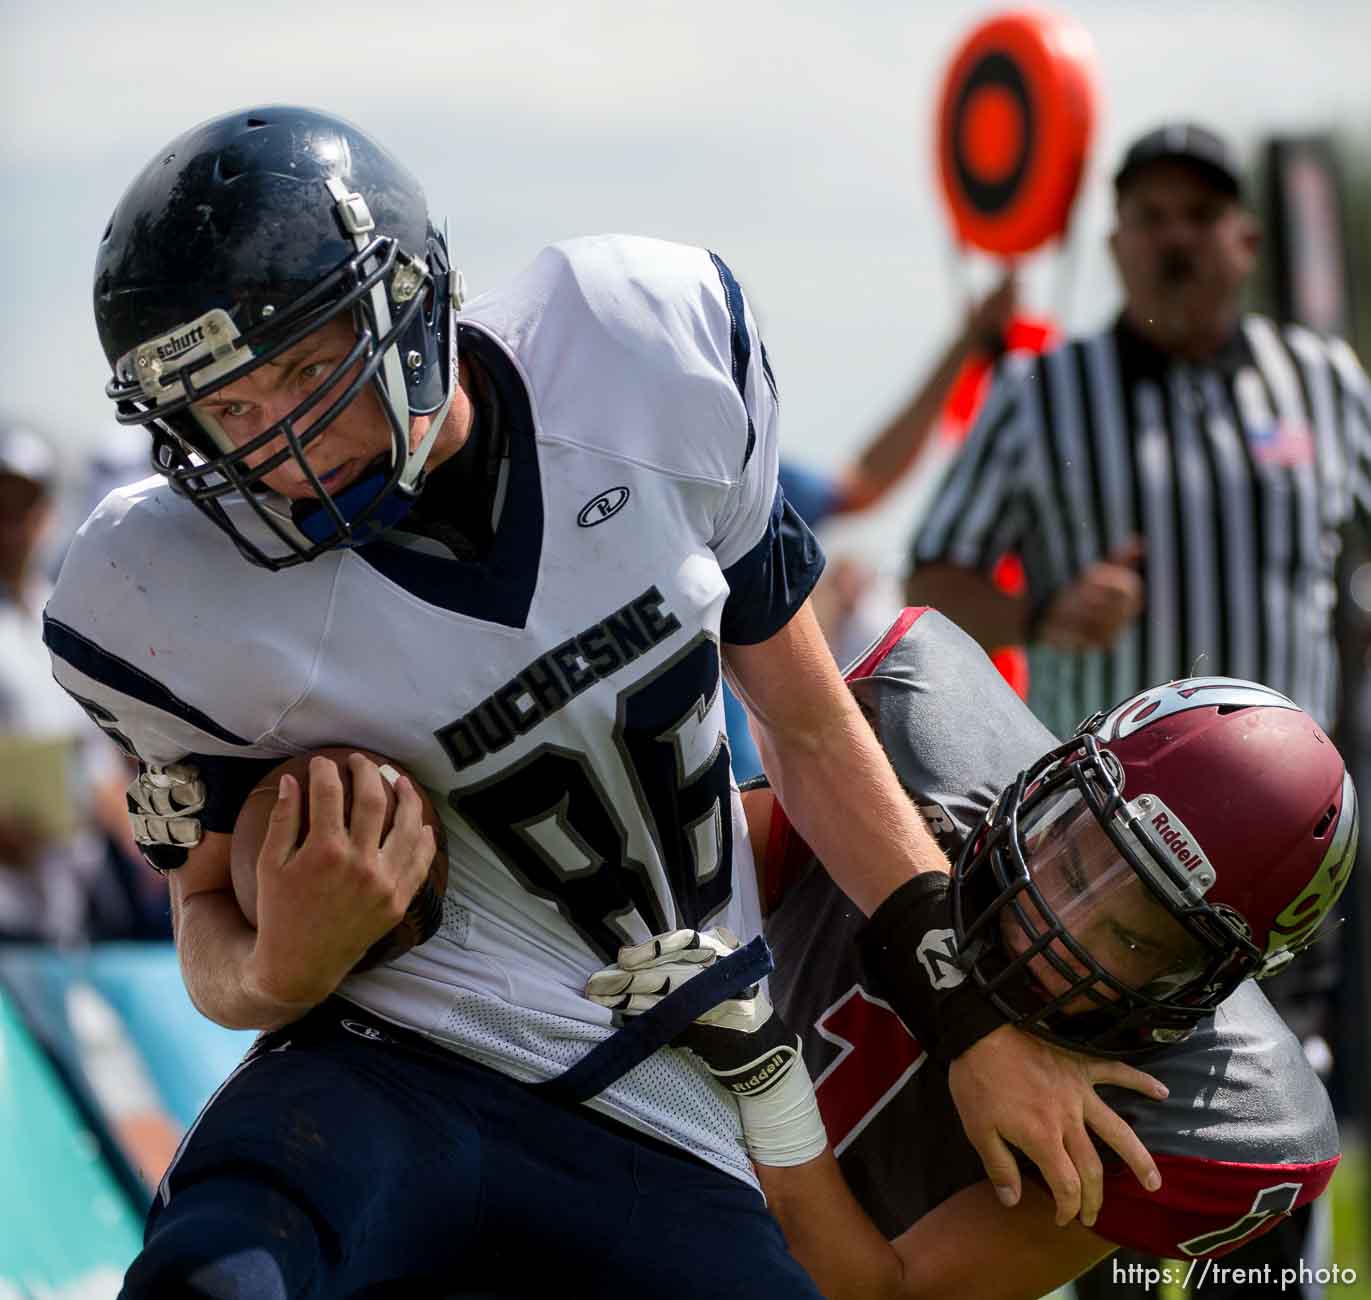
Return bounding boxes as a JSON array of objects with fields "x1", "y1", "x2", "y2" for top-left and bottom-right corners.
[
  {"x1": 401, "y1": 378, "x2": 454, "y2": 495},
  {"x1": 291, "y1": 464, "x2": 418, "y2": 546}
]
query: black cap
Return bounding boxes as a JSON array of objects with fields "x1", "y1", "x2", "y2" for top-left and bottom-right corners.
[{"x1": 1114, "y1": 123, "x2": 1243, "y2": 200}]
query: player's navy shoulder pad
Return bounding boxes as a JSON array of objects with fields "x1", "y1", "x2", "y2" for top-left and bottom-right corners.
[
  {"x1": 461, "y1": 235, "x2": 764, "y2": 484},
  {"x1": 844, "y1": 607, "x2": 1056, "y2": 844}
]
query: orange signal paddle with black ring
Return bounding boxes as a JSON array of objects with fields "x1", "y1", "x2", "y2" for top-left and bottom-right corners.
[{"x1": 936, "y1": 9, "x2": 1099, "y2": 256}]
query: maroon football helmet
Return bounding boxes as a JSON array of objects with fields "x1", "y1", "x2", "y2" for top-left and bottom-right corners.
[{"x1": 951, "y1": 678, "x2": 1357, "y2": 1056}]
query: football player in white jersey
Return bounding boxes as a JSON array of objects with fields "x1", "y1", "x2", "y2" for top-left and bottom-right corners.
[{"x1": 51, "y1": 106, "x2": 1166, "y2": 1297}]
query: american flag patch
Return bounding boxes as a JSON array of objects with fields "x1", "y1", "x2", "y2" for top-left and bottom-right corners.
[{"x1": 1248, "y1": 420, "x2": 1315, "y2": 467}]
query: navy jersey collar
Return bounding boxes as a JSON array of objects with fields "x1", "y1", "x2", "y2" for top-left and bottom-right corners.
[{"x1": 354, "y1": 323, "x2": 543, "y2": 626}]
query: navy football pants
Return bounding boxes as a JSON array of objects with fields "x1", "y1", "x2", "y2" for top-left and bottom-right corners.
[{"x1": 122, "y1": 999, "x2": 820, "y2": 1299}]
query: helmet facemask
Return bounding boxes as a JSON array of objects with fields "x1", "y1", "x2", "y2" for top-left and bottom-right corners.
[
  {"x1": 952, "y1": 735, "x2": 1256, "y2": 1057},
  {"x1": 105, "y1": 175, "x2": 456, "y2": 571}
]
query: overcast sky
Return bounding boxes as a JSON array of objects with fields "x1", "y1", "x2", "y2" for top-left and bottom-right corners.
[{"x1": 5, "y1": 0, "x2": 1369, "y2": 557}]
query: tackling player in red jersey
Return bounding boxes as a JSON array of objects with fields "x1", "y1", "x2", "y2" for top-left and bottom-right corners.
[{"x1": 591, "y1": 606, "x2": 1351, "y2": 1299}]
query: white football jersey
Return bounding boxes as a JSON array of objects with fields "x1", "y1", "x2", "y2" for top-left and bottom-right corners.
[{"x1": 46, "y1": 236, "x2": 811, "y2": 1186}]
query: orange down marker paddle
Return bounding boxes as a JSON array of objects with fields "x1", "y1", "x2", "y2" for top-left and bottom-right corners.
[{"x1": 936, "y1": 9, "x2": 1098, "y2": 256}]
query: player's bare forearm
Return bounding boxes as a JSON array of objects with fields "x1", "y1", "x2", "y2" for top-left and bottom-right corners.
[
  {"x1": 844, "y1": 275, "x2": 1017, "y2": 513},
  {"x1": 888, "y1": 1181, "x2": 1114, "y2": 1300},
  {"x1": 176, "y1": 761, "x2": 434, "y2": 1030},
  {"x1": 178, "y1": 892, "x2": 317, "y2": 1030},
  {"x1": 903, "y1": 563, "x2": 1028, "y2": 652},
  {"x1": 762, "y1": 1156, "x2": 1113, "y2": 1300},
  {"x1": 759, "y1": 1154, "x2": 906, "y2": 1299},
  {"x1": 171, "y1": 832, "x2": 322, "y2": 1031},
  {"x1": 843, "y1": 334, "x2": 979, "y2": 512},
  {"x1": 725, "y1": 601, "x2": 949, "y2": 916}
]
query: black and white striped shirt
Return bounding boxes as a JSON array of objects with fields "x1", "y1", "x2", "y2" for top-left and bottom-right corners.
[{"x1": 910, "y1": 314, "x2": 1371, "y2": 737}]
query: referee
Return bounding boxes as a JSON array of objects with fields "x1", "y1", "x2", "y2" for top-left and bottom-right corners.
[{"x1": 906, "y1": 122, "x2": 1371, "y2": 741}]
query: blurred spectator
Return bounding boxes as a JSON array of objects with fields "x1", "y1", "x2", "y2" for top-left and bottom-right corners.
[
  {"x1": 51, "y1": 421, "x2": 152, "y2": 581},
  {"x1": 0, "y1": 419, "x2": 160, "y2": 943},
  {"x1": 728, "y1": 273, "x2": 1019, "y2": 777},
  {"x1": 907, "y1": 121, "x2": 1371, "y2": 1300}
]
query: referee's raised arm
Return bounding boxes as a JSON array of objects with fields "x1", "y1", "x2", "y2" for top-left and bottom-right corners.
[{"x1": 905, "y1": 352, "x2": 1039, "y2": 651}]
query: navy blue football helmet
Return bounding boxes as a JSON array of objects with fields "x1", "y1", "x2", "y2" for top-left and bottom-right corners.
[{"x1": 94, "y1": 105, "x2": 458, "y2": 569}]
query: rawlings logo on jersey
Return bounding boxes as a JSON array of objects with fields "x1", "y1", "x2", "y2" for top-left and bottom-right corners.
[{"x1": 577, "y1": 486, "x2": 631, "y2": 527}]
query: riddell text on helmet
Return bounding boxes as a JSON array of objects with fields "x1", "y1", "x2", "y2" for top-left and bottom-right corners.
[{"x1": 1150, "y1": 810, "x2": 1206, "y2": 869}]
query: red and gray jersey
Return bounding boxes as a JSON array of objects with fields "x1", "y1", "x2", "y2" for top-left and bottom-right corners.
[{"x1": 765, "y1": 607, "x2": 1340, "y2": 1258}]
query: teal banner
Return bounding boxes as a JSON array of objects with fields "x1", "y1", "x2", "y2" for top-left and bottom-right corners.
[{"x1": 0, "y1": 989, "x2": 144, "y2": 1294}]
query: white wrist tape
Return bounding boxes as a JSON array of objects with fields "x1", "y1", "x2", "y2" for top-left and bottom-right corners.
[{"x1": 736, "y1": 1053, "x2": 828, "y2": 1168}]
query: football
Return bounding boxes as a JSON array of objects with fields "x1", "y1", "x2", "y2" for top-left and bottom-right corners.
[{"x1": 229, "y1": 747, "x2": 449, "y2": 971}]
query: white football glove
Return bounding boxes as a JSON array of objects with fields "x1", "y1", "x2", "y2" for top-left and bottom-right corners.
[
  {"x1": 586, "y1": 927, "x2": 828, "y2": 1167},
  {"x1": 126, "y1": 762, "x2": 206, "y2": 850}
]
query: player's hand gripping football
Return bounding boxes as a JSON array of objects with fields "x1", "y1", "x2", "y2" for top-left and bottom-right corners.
[
  {"x1": 249, "y1": 754, "x2": 438, "y2": 1008},
  {"x1": 586, "y1": 928, "x2": 828, "y2": 1167},
  {"x1": 949, "y1": 1025, "x2": 1168, "y2": 1229}
]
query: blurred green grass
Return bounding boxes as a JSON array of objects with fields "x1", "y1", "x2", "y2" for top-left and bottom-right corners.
[{"x1": 1331, "y1": 1136, "x2": 1369, "y2": 1299}]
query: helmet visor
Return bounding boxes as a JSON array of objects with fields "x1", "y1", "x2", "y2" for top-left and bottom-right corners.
[{"x1": 1009, "y1": 786, "x2": 1211, "y2": 1002}]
